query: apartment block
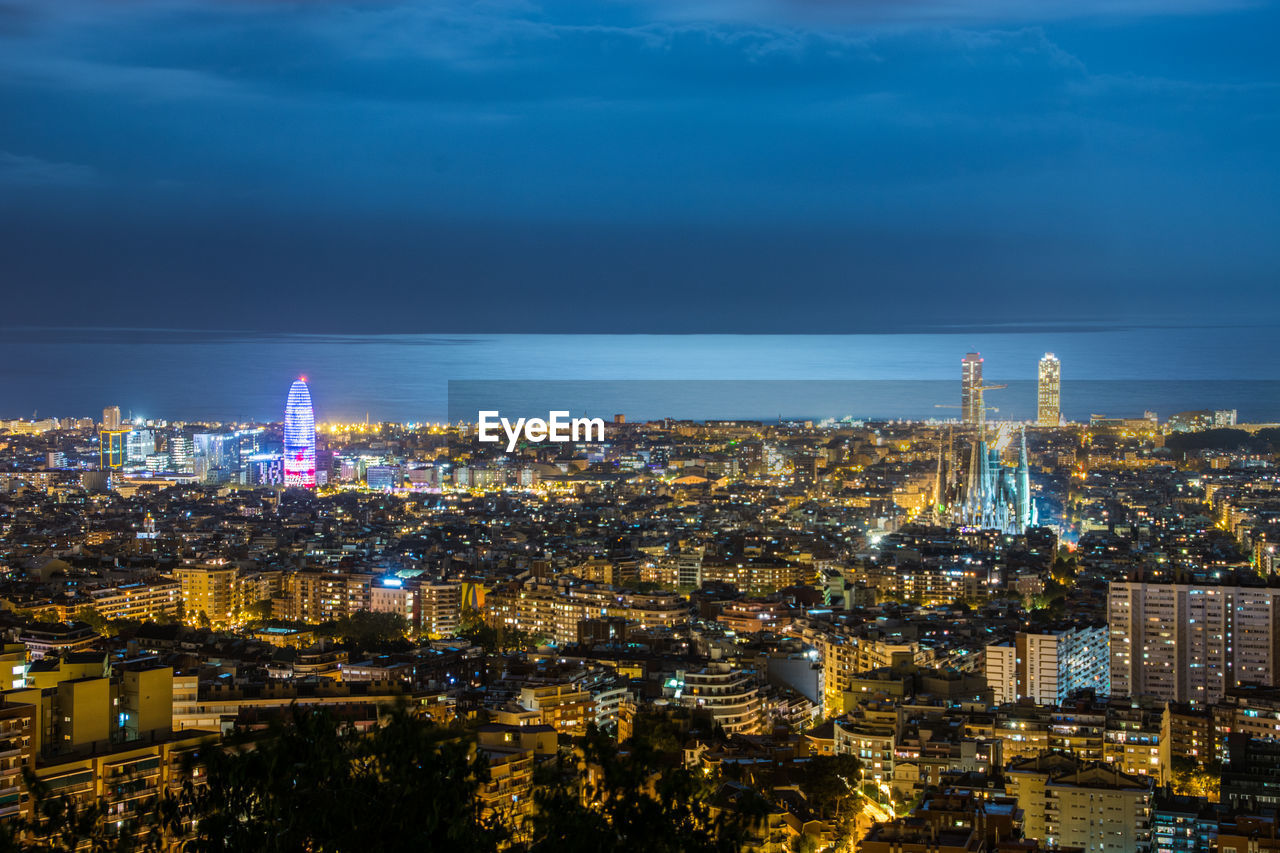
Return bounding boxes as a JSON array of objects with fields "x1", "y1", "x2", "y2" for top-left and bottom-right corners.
[
  {"x1": 986, "y1": 625, "x2": 1109, "y2": 706},
  {"x1": 1109, "y1": 582, "x2": 1280, "y2": 705}
]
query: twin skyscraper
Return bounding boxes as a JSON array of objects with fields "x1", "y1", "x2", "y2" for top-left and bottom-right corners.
[{"x1": 961, "y1": 352, "x2": 1061, "y2": 427}]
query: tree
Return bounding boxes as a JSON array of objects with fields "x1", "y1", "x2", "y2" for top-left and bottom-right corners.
[
  {"x1": 1050, "y1": 554, "x2": 1079, "y2": 585},
  {"x1": 1, "y1": 706, "x2": 503, "y2": 853},
  {"x1": 1170, "y1": 757, "x2": 1220, "y2": 799},
  {"x1": 322, "y1": 610, "x2": 409, "y2": 650},
  {"x1": 629, "y1": 709, "x2": 695, "y2": 755},
  {"x1": 74, "y1": 606, "x2": 109, "y2": 635},
  {"x1": 795, "y1": 754, "x2": 861, "y2": 820},
  {"x1": 0, "y1": 766, "x2": 168, "y2": 853},
  {"x1": 243, "y1": 599, "x2": 274, "y2": 624},
  {"x1": 169, "y1": 704, "x2": 504, "y2": 853},
  {"x1": 458, "y1": 605, "x2": 501, "y2": 652},
  {"x1": 523, "y1": 726, "x2": 765, "y2": 853},
  {"x1": 458, "y1": 605, "x2": 535, "y2": 654}
]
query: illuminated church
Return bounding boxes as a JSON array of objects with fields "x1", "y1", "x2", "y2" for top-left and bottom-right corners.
[{"x1": 934, "y1": 426, "x2": 1037, "y2": 535}]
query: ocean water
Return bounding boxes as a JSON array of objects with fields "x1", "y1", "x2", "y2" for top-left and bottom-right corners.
[{"x1": 1, "y1": 326, "x2": 1277, "y2": 424}]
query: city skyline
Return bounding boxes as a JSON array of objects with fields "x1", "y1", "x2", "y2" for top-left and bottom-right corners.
[{"x1": 3, "y1": 0, "x2": 1279, "y2": 849}]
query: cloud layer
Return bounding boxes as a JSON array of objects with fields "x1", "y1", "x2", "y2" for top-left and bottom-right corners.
[{"x1": 0, "y1": 0, "x2": 1276, "y2": 332}]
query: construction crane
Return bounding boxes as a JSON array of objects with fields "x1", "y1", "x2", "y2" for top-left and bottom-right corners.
[
  {"x1": 934, "y1": 404, "x2": 1000, "y2": 414},
  {"x1": 935, "y1": 381, "x2": 1007, "y2": 424},
  {"x1": 969, "y1": 383, "x2": 1007, "y2": 425}
]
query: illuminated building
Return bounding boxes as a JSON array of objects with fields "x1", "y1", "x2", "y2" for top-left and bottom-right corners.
[
  {"x1": 985, "y1": 626, "x2": 1109, "y2": 705},
  {"x1": 98, "y1": 429, "x2": 128, "y2": 470},
  {"x1": 961, "y1": 352, "x2": 984, "y2": 426},
  {"x1": 175, "y1": 563, "x2": 240, "y2": 626},
  {"x1": 0, "y1": 701, "x2": 33, "y2": 821},
  {"x1": 283, "y1": 377, "x2": 317, "y2": 488},
  {"x1": 365, "y1": 464, "x2": 402, "y2": 491},
  {"x1": 125, "y1": 429, "x2": 155, "y2": 465},
  {"x1": 18, "y1": 623, "x2": 100, "y2": 661},
  {"x1": 418, "y1": 582, "x2": 462, "y2": 637},
  {"x1": 168, "y1": 433, "x2": 193, "y2": 472},
  {"x1": 86, "y1": 581, "x2": 182, "y2": 623},
  {"x1": 957, "y1": 426, "x2": 1036, "y2": 534},
  {"x1": 1038, "y1": 353, "x2": 1061, "y2": 426},
  {"x1": 485, "y1": 580, "x2": 686, "y2": 645},
  {"x1": 518, "y1": 683, "x2": 594, "y2": 734},
  {"x1": 101, "y1": 406, "x2": 121, "y2": 431},
  {"x1": 0, "y1": 662, "x2": 214, "y2": 838},
  {"x1": 1109, "y1": 581, "x2": 1280, "y2": 704},
  {"x1": 0, "y1": 645, "x2": 27, "y2": 691},
  {"x1": 678, "y1": 663, "x2": 762, "y2": 735},
  {"x1": 194, "y1": 432, "x2": 241, "y2": 483},
  {"x1": 1006, "y1": 755, "x2": 1153, "y2": 852}
]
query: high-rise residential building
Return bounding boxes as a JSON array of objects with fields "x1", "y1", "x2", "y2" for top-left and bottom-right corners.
[
  {"x1": 1038, "y1": 353, "x2": 1061, "y2": 426},
  {"x1": 1109, "y1": 581, "x2": 1280, "y2": 705},
  {"x1": 678, "y1": 663, "x2": 762, "y2": 735},
  {"x1": 175, "y1": 563, "x2": 241, "y2": 626},
  {"x1": 283, "y1": 377, "x2": 317, "y2": 488},
  {"x1": 193, "y1": 432, "x2": 241, "y2": 483},
  {"x1": 98, "y1": 429, "x2": 128, "y2": 470},
  {"x1": 125, "y1": 428, "x2": 155, "y2": 465},
  {"x1": 169, "y1": 433, "x2": 193, "y2": 473},
  {"x1": 419, "y1": 582, "x2": 462, "y2": 637},
  {"x1": 986, "y1": 625, "x2": 1110, "y2": 706},
  {"x1": 102, "y1": 406, "x2": 122, "y2": 431},
  {"x1": 961, "y1": 352, "x2": 984, "y2": 426}
]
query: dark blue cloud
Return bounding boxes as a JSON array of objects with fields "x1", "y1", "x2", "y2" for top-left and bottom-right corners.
[{"x1": 0, "y1": 0, "x2": 1276, "y2": 332}]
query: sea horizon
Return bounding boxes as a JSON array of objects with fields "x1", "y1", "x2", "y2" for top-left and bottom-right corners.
[{"x1": 3, "y1": 326, "x2": 1278, "y2": 424}]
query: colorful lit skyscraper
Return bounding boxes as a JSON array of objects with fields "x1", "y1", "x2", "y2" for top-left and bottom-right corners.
[
  {"x1": 961, "y1": 352, "x2": 984, "y2": 427},
  {"x1": 1038, "y1": 353, "x2": 1061, "y2": 426},
  {"x1": 283, "y1": 378, "x2": 317, "y2": 488}
]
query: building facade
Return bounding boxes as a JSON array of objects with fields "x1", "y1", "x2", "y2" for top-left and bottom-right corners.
[
  {"x1": 986, "y1": 625, "x2": 1109, "y2": 706},
  {"x1": 1109, "y1": 581, "x2": 1280, "y2": 705},
  {"x1": 1038, "y1": 352, "x2": 1061, "y2": 426},
  {"x1": 961, "y1": 352, "x2": 984, "y2": 427},
  {"x1": 283, "y1": 378, "x2": 317, "y2": 489}
]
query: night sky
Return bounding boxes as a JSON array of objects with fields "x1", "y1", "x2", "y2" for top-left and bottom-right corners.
[{"x1": 1, "y1": 0, "x2": 1277, "y2": 334}]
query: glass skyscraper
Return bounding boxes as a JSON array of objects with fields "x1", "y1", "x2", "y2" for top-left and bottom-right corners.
[
  {"x1": 283, "y1": 378, "x2": 317, "y2": 488},
  {"x1": 1038, "y1": 353, "x2": 1061, "y2": 426},
  {"x1": 961, "y1": 352, "x2": 984, "y2": 426}
]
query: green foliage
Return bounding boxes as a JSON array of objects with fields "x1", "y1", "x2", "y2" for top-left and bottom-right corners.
[
  {"x1": 523, "y1": 726, "x2": 765, "y2": 853},
  {"x1": 0, "y1": 705, "x2": 785, "y2": 853},
  {"x1": 1050, "y1": 554, "x2": 1079, "y2": 584},
  {"x1": 242, "y1": 599, "x2": 274, "y2": 625},
  {"x1": 74, "y1": 606, "x2": 109, "y2": 635},
  {"x1": 629, "y1": 709, "x2": 696, "y2": 755},
  {"x1": 458, "y1": 605, "x2": 536, "y2": 653},
  {"x1": 1164, "y1": 428, "x2": 1261, "y2": 454},
  {"x1": 795, "y1": 754, "x2": 861, "y2": 820},
  {"x1": 0, "y1": 767, "x2": 169, "y2": 853},
  {"x1": 317, "y1": 609, "x2": 409, "y2": 651},
  {"x1": 170, "y1": 705, "x2": 504, "y2": 853},
  {"x1": 1169, "y1": 756, "x2": 1221, "y2": 800}
]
